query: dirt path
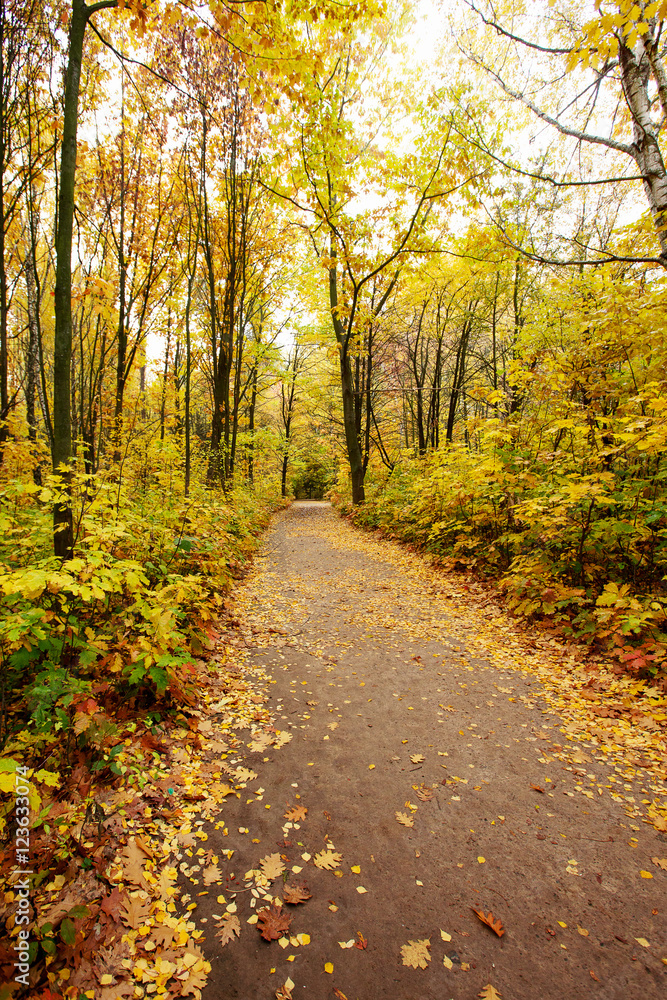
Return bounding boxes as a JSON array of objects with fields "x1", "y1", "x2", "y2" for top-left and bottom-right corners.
[{"x1": 197, "y1": 502, "x2": 667, "y2": 1000}]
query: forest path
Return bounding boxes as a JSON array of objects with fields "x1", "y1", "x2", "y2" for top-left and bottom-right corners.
[{"x1": 200, "y1": 502, "x2": 667, "y2": 1000}]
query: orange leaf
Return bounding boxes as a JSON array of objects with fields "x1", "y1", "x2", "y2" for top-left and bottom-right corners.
[
  {"x1": 472, "y1": 908, "x2": 505, "y2": 937},
  {"x1": 354, "y1": 931, "x2": 368, "y2": 950},
  {"x1": 530, "y1": 784, "x2": 544, "y2": 793}
]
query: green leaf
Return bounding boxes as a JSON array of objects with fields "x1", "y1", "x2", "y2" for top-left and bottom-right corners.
[{"x1": 60, "y1": 917, "x2": 76, "y2": 946}]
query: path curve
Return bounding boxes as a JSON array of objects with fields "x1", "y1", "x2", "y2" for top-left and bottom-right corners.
[{"x1": 199, "y1": 501, "x2": 667, "y2": 1000}]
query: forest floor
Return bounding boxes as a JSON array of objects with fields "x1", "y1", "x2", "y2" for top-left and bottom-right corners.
[{"x1": 189, "y1": 501, "x2": 667, "y2": 1000}]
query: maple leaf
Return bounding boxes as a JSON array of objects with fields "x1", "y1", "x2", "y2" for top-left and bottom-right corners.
[
  {"x1": 410, "y1": 754, "x2": 425, "y2": 764},
  {"x1": 478, "y1": 986, "x2": 502, "y2": 1000},
  {"x1": 215, "y1": 913, "x2": 241, "y2": 947},
  {"x1": 283, "y1": 882, "x2": 312, "y2": 905},
  {"x1": 260, "y1": 853, "x2": 285, "y2": 880},
  {"x1": 314, "y1": 849, "x2": 342, "y2": 870},
  {"x1": 395, "y1": 811, "x2": 414, "y2": 827},
  {"x1": 284, "y1": 804, "x2": 308, "y2": 822},
  {"x1": 401, "y1": 938, "x2": 431, "y2": 969},
  {"x1": 257, "y1": 904, "x2": 292, "y2": 941},
  {"x1": 472, "y1": 908, "x2": 505, "y2": 937}
]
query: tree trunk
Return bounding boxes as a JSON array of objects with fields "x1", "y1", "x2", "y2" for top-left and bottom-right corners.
[{"x1": 619, "y1": 38, "x2": 667, "y2": 260}]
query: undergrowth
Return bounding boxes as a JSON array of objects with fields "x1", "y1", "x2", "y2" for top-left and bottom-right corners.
[
  {"x1": 0, "y1": 469, "x2": 284, "y2": 821},
  {"x1": 334, "y1": 443, "x2": 667, "y2": 684}
]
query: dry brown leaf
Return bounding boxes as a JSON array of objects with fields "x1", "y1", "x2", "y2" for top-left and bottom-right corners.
[
  {"x1": 118, "y1": 839, "x2": 149, "y2": 888},
  {"x1": 415, "y1": 784, "x2": 434, "y2": 802},
  {"x1": 472, "y1": 908, "x2": 505, "y2": 938},
  {"x1": 395, "y1": 811, "x2": 414, "y2": 827},
  {"x1": 233, "y1": 767, "x2": 258, "y2": 783},
  {"x1": 260, "y1": 853, "x2": 285, "y2": 880},
  {"x1": 151, "y1": 924, "x2": 175, "y2": 948},
  {"x1": 248, "y1": 733, "x2": 273, "y2": 753},
  {"x1": 314, "y1": 849, "x2": 342, "y2": 870},
  {"x1": 652, "y1": 857, "x2": 667, "y2": 871},
  {"x1": 400, "y1": 938, "x2": 431, "y2": 969},
  {"x1": 257, "y1": 904, "x2": 292, "y2": 941},
  {"x1": 275, "y1": 981, "x2": 294, "y2": 1000},
  {"x1": 203, "y1": 864, "x2": 222, "y2": 886},
  {"x1": 284, "y1": 805, "x2": 308, "y2": 822},
  {"x1": 283, "y1": 882, "x2": 312, "y2": 905},
  {"x1": 530, "y1": 783, "x2": 545, "y2": 793},
  {"x1": 119, "y1": 894, "x2": 151, "y2": 930},
  {"x1": 215, "y1": 913, "x2": 241, "y2": 947}
]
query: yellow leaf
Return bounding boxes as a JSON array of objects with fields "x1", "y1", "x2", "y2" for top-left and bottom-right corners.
[
  {"x1": 440, "y1": 930, "x2": 452, "y2": 942},
  {"x1": 324, "y1": 962, "x2": 334, "y2": 973},
  {"x1": 443, "y1": 954, "x2": 453, "y2": 969},
  {"x1": 635, "y1": 937, "x2": 650, "y2": 948},
  {"x1": 400, "y1": 938, "x2": 431, "y2": 969},
  {"x1": 640, "y1": 870, "x2": 654, "y2": 879}
]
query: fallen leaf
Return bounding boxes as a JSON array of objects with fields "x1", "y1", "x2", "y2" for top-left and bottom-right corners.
[
  {"x1": 333, "y1": 991, "x2": 348, "y2": 1000},
  {"x1": 356, "y1": 886, "x2": 367, "y2": 893},
  {"x1": 260, "y1": 854, "x2": 285, "y2": 880},
  {"x1": 635, "y1": 937, "x2": 650, "y2": 948},
  {"x1": 410, "y1": 754, "x2": 425, "y2": 764},
  {"x1": 400, "y1": 938, "x2": 431, "y2": 969},
  {"x1": 284, "y1": 805, "x2": 307, "y2": 822},
  {"x1": 443, "y1": 954, "x2": 453, "y2": 969},
  {"x1": 577, "y1": 925, "x2": 589, "y2": 937},
  {"x1": 119, "y1": 894, "x2": 150, "y2": 930},
  {"x1": 203, "y1": 864, "x2": 222, "y2": 886},
  {"x1": 478, "y1": 986, "x2": 502, "y2": 1000},
  {"x1": 416, "y1": 784, "x2": 433, "y2": 801},
  {"x1": 652, "y1": 857, "x2": 667, "y2": 871},
  {"x1": 395, "y1": 811, "x2": 414, "y2": 827},
  {"x1": 640, "y1": 870, "x2": 654, "y2": 879},
  {"x1": 472, "y1": 908, "x2": 505, "y2": 937},
  {"x1": 283, "y1": 883, "x2": 312, "y2": 905},
  {"x1": 354, "y1": 931, "x2": 368, "y2": 949},
  {"x1": 440, "y1": 930, "x2": 452, "y2": 942},
  {"x1": 257, "y1": 905, "x2": 292, "y2": 942},
  {"x1": 215, "y1": 914, "x2": 241, "y2": 947},
  {"x1": 314, "y1": 850, "x2": 342, "y2": 870},
  {"x1": 275, "y1": 976, "x2": 295, "y2": 1000},
  {"x1": 324, "y1": 962, "x2": 334, "y2": 974},
  {"x1": 530, "y1": 784, "x2": 544, "y2": 793},
  {"x1": 590, "y1": 971, "x2": 600, "y2": 982}
]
